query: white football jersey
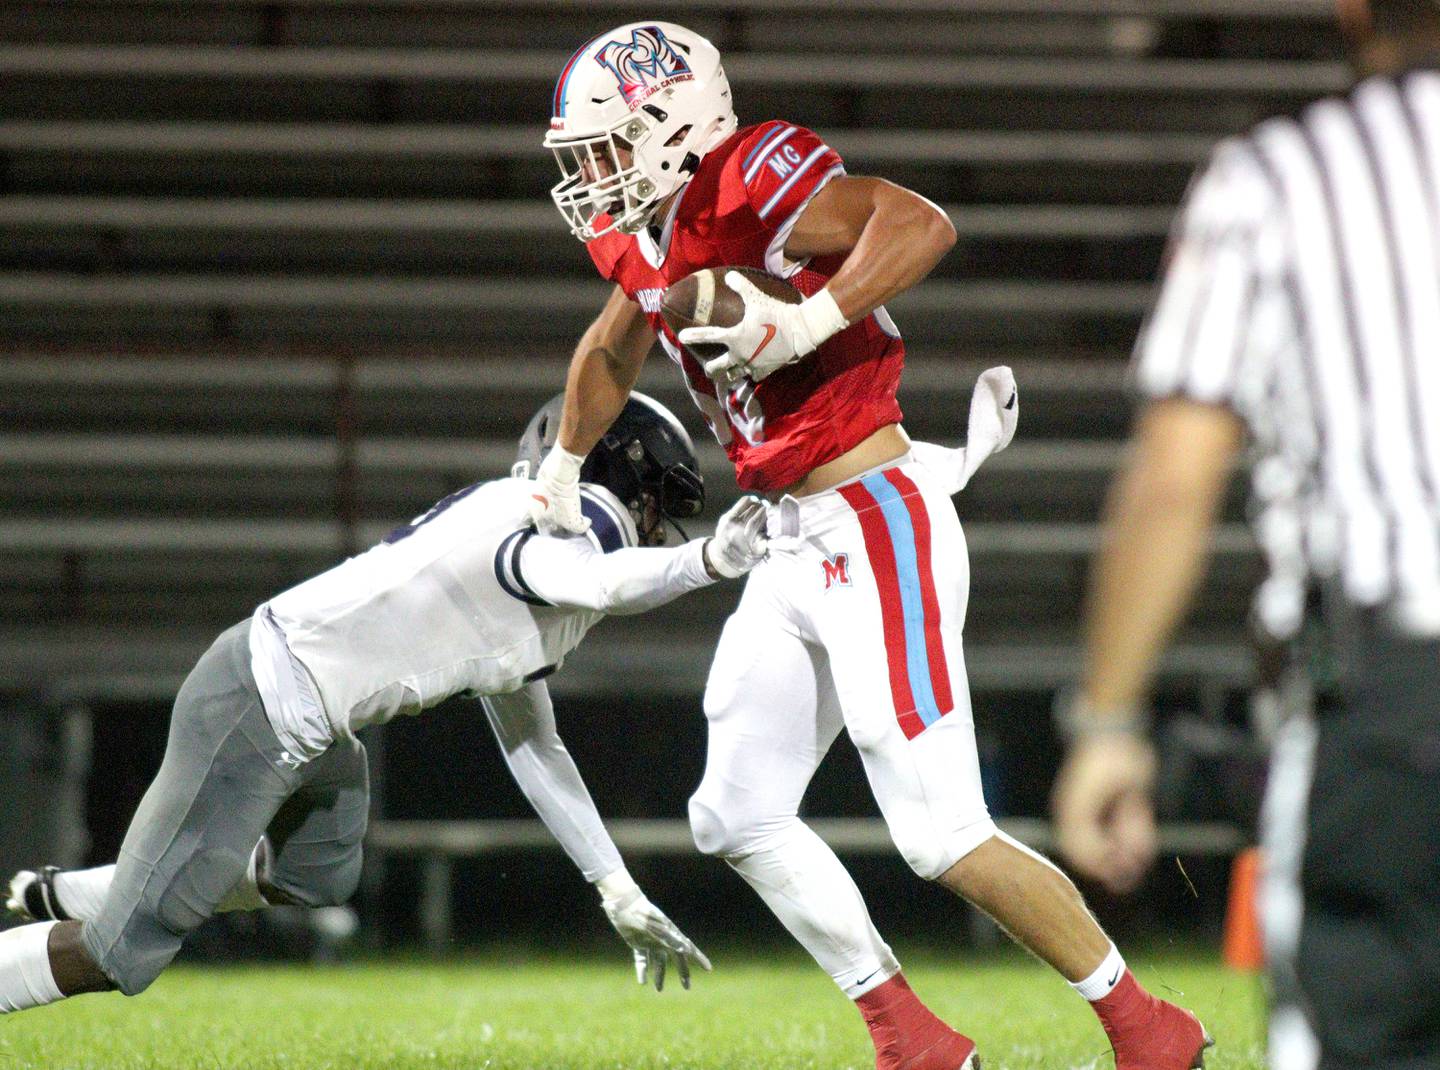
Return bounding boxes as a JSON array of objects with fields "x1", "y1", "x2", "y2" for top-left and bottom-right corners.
[{"x1": 259, "y1": 477, "x2": 639, "y2": 741}]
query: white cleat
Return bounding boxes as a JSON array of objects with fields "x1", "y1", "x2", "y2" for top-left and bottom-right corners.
[{"x1": 6, "y1": 870, "x2": 38, "y2": 920}]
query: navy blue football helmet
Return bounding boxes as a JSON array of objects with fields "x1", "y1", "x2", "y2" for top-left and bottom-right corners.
[{"x1": 517, "y1": 392, "x2": 705, "y2": 542}]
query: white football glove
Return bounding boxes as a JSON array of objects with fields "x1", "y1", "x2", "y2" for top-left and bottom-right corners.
[
  {"x1": 598, "y1": 871, "x2": 713, "y2": 992},
  {"x1": 909, "y1": 366, "x2": 1019, "y2": 494},
  {"x1": 704, "y1": 495, "x2": 769, "y2": 579},
  {"x1": 678, "y1": 272, "x2": 848, "y2": 386},
  {"x1": 527, "y1": 446, "x2": 590, "y2": 535}
]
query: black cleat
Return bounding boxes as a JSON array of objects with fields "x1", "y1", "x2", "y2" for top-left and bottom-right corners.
[{"x1": 6, "y1": 866, "x2": 72, "y2": 922}]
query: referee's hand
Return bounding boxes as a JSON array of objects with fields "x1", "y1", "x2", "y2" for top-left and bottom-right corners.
[{"x1": 1052, "y1": 735, "x2": 1158, "y2": 895}]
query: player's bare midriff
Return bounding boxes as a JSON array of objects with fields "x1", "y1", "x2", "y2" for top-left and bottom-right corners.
[{"x1": 775, "y1": 423, "x2": 910, "y2": 499}]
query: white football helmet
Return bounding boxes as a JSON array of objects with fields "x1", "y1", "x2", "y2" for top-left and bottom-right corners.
[{"x1": 545, "y1": 22, "x2": 737, "y2": 241}]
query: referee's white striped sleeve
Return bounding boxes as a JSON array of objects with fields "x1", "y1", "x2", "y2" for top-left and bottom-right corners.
[{"x1": 1133, "y1": 141, "x2": 1281, "y2": 406}]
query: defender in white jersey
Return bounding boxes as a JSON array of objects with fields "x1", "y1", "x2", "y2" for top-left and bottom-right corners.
[{"x1": 0, "y1": 394, "x2": 768, "y2": 1017}]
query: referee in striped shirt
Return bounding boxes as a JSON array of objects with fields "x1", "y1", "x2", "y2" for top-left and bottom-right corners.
[{"x1": 1052, "y1": 2, "x2": 1440, "y2": 1067}]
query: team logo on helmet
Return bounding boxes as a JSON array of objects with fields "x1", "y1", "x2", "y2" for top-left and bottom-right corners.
[{"x1": 595, "y1": 26, "x2": 693, "y2": 109}]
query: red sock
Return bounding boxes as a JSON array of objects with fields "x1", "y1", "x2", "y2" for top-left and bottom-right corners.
[
  {"x1": 1091, "y1": 969, "x2": 1154, "y2": 1038},
  {"x1": 855, "y1": 974, "x2": 952, "y2": 1063},
  {"x1": 1090, "y1": 968, "x2": 1209, "y2": 1070}
]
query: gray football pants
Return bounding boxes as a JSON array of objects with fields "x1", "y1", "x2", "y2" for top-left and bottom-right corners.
[{"x1": 81, "y1": 621, "x2": 369, "y2": 996}]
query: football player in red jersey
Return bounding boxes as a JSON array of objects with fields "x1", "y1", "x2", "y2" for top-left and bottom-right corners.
[{"x1": 536, "y1": 22, "x2": 1210, "y2": 1070}]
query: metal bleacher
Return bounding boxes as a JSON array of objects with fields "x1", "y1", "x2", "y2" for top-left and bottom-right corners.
[
  {"x1": 1, "y1": 0, "x2": 1340, "y2": 684},
  {"x1": 0, "y1": 0, "x2": 1336, "y2": 690},
  {"x1": 0, "y1": 0, "x2": 1341, "y2": 344},
  {"x1": 0, "y1": 1, "x2": 1339, "y2": 913},
  {"x1": 0, "y1": 352, "x2": 1260, "y2": 704}
]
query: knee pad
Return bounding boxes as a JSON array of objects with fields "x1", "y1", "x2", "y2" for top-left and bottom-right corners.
[
  {"x1": 321, "y1": 851, "x2": 364, "y2": 907},
  {"x1": 84, "y1": 927, "x2": 169, "y2": 998},
  {"x1": 265, "y1": 848, "x2": 363, "y2": 909},
  {"x1": 688, "y1": 795, "x2": 734, "y2": 858},
  {"x1": 154, "y1": 846, "x2": 250, "y2": 935},
  {"x1": 893, "y1": 818, "x2": 998, "y2": 882},
  {"x1": 891, "y1": 832, "x2": 953, "y2": 882},
  {"x1": 105, "y1": 962, "x2": 156, "y2": 998},
  {"x1": 109, "y1": 960, "x2": 159, "y2": 997},
  {"x1": 689, "y1": 792, "x2": 773, "y2": 858},
  {"x1": 689, "y1": 791, "x2": 797, "y2": 860}
]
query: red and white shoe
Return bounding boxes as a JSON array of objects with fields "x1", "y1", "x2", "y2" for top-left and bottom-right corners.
[
  {"x1": 857, "y1": 973, "x2": 980, "y2": 1070},
  {"x1": 1094, "y1": 970, "x2": 1213, "y2": 1070},
  {"x1": 889, "y1": 1026, "x2": 979, "y2": 1070}
]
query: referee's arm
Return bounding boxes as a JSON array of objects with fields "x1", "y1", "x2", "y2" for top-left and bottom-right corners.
[
  {"x1": 1052, "y1": 399, "x2": 1242, "y2": 894},
  {"x1": 1053, "y1": 140, "x2": 1277, "y2": 892}
]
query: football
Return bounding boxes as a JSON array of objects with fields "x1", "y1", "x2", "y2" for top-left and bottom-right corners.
[{"x1": 660, "y1": 267, "x2": 803, "y2": 361}]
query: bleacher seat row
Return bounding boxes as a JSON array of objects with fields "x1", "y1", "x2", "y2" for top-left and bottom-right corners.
[{"x1": 0, "y1": 0, "x2": 1335, "y2": 705}]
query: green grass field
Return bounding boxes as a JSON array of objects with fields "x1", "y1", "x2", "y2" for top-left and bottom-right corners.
[{"x1": 1, "y1": 948, "x2": 1266, "y2": 1070}]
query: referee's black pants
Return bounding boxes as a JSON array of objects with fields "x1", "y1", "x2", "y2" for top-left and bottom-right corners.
[{"x1": 1266, "y1": 615, "x2": 1440, "y2": 1069}]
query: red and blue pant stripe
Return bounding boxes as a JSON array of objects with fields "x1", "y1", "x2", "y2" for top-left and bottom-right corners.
[{"x1": 838, "y1": 469, "x2": 955, "y2": 740}]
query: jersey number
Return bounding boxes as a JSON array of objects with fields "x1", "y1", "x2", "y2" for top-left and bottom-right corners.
[
  {"x1": 383, "y1": 481, "x2": 484, "y2": 544},
  {"x1": 723, "y1": 380, "x2": 766, "y2": 446},
  {"x1": 659, "y1": 332, "x2": 766, "y2": 448}
]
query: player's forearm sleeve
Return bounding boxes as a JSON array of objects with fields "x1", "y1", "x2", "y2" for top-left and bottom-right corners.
[
  {"x1": 481, "y1": 682, "x2": 624, "y2": 883},
  {"x1": 519, "y1": 537, "x2": 715, "y2": 615}
]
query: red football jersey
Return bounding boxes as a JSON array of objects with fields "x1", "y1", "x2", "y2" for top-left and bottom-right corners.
[{"x1": 586, "y1": 121, "x2": 906, "y2": 492}]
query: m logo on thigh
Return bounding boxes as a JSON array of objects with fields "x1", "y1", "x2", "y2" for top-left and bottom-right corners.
[{"x1": 822, "y1": 553, "x2": 852, "y2": 591}]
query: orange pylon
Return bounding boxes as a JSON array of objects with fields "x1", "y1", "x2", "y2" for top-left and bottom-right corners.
[{"x1": 1222, "y1": 847, "x2": 1265, "y2": 971}]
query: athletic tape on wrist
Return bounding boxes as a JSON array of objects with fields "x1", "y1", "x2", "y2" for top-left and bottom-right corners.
[
  {"x1": 597, "y1": 869, "x2": 640, "y2": 904},
  {"x1": 796, "y1": 289, "x2": 848, "y2": 355},
  {"x1": 544, "y1": 446, "x2": 585, "y2": 482}
]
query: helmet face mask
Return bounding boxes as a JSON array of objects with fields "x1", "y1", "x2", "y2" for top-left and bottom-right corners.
[
  {"x1": 548, "y1": 116, "x2": 660, "y2": 239},
  {"x1": 545, "y1": 22, "x2": 737, "y2": 242},
  {"x1": 658, "y1": 460, "x2": 705, "y2": 521}
]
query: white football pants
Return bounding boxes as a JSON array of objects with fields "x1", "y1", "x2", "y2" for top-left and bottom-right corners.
[{"x1": 688, "y1": 457, "x2": 997, "y2": 997}]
